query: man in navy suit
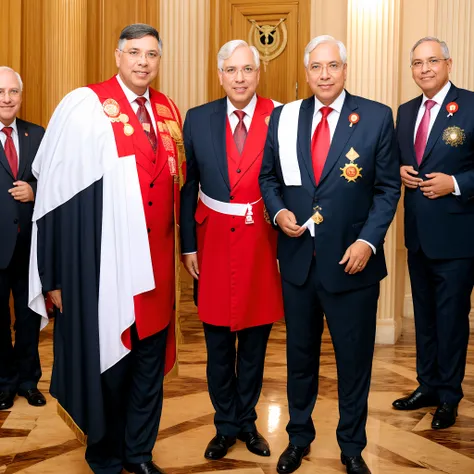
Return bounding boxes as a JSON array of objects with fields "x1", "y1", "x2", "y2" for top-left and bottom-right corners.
[
  {"x1": 259, "y1": 36, "x2": 400, "y2": 474},
  {"x1": 392, "y1": 37, "x2": 474, "y2": 430},
  {"x1": 0, "y1": 67, "x2": 45, "y2": 411}
]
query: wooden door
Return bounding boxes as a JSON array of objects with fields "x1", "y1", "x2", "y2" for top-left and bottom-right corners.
[{"x1": 209, "y1": 0, "x2": 311, "y2": 104}]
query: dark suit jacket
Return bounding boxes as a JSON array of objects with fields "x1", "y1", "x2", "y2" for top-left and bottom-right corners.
[
  {"x1": 0, "y1": 118, "x2": 44, "y2": 269},
  {"x1": 397, "y1": 84, "x2": 474, "y2": 259},
  {"x1": 259, "y1": 92, "x2": 401, "y2": 293}
]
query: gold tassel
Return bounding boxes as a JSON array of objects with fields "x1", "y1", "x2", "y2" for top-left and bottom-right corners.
[{"x1": 57, "y1": 402, "x2": 87, "y2": 445}]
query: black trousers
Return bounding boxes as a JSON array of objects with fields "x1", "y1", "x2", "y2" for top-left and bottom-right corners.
[
  {"x1": 408, "y1": 249, "x2": 474, "y2": 404},
  {"x1": 85, "y1": 324, "x2": 168, "y2": 474},
  {"x1": 203, "y1": 322, "x2": 273, "y2": 437},
  {"x1": 0, "y1": 240, "x2": 41, "y2": 392},
  {"x1": 282, "y1": 258, "x2": 379, "y2": 457}
]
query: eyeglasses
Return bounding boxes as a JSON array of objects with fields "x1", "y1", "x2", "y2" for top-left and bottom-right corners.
[
  {"x1": 307, "y1": 62, "x2": 344, "y2": 76},
  {"x1": 221, "y1": 66, "x2": 258, "y2": 77},
  {"x1": 410, "y1": 58, "x2": 449, "y2": 70},
  {"x1": 0, "y1": 89, "x2": 21, "y2": 99},
  {"x1": 120, "y1": 49, "x2": 161, "y2": 61}
]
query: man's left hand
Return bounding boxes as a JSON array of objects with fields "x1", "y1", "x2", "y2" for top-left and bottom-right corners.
[
  {"x1": 339, "y1": 241, "x2": 372, "y2": 274},
  {"x1": 419, "y1": 173, "x2": 454, "y2": 199},
  {"x1": 8, "y1": 181, "x2": 34, "y2": 202}
]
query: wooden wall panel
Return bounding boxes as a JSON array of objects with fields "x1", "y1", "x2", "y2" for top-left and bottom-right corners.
[{"x1": 0, "y1": 0, "x2": 22, "y2": 71}]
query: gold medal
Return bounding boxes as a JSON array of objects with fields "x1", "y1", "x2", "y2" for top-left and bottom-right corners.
[
  {"x1": 345, "y1": 147, "x2": 360, "y2": 162},
  {"x1": 103, "y1": 98, "x2": 120, "y2": 118},
  {"x1": 118, "y1": 113, "x2": 129, "y2": 124},
  {"x1": 311, "y1": 211, "x2": 324, "y2": 225},
  {"x1": 123, "y1": 123, "x2": 134, "y2": 136},
  {"x1": 442, "y1": 126, "x2": 465, "y2": 147},
  {"x1": 340, "y1": 163, "x2": 363, "y2": 182}
]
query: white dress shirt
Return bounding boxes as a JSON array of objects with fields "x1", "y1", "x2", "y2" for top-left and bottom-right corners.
[
  {"x1": 413, "y1": 80, "x2": 460, "y2": 195},
  {"x1": 116, "y1": 74, "x2": 157, "y2": 134},
  {"x1": 227, "y1": 94, "x2": 258, "y2": 132},
  {"x1": 311, "y1": 90, "x2": 346, "y2": 139},
  {"x1": 0, "y1": 119, "x2": 20, "y2": 164}
]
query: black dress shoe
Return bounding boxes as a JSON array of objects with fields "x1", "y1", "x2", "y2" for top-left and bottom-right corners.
[
  {"x1": 204, "y1": 434, "x2": 236, "y2": 460},
  {"x1": 124, "y1": 461, "x2": 165, "y2": 474},
  {"x1": 341, "y1": 454, "x2": 371, "y2": 474},
  {"x1": 392, "y1": 390, "x2": 438, "y2": 410},
  {"x1": 17, "y1": 388, "x2": 46, "y2": 407},
  {"x1": 432, "y1": 403, "x2": 458, "y2": 429},
  {"x1": 238, "y1": 430, "x2": 270, "y2": 456},
  {"x1": 0, "y1": 391, "x2": 15, "y2": 410},
  {"x1": 276, "y1": 443, "x2": 310, "y2": 473}
]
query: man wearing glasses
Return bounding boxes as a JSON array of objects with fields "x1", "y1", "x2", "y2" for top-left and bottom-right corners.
[
  {"x1": 393, "y1": 37, "x2": 474, "y2": 430},
  {"x1": 260, "y1": 35, "x2": 400, "y2": 474},
  {"x1": 180, "y1": 40, "x2": 283, "y2": 461},
  {"x1": 29, "y1": 24, "x2": 182, "y2": 474}
]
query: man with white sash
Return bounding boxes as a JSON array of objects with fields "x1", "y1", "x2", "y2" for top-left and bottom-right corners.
[
  {"x1": 29, "y1": 24, "x2": 184, "y2": 474},
  {"x1": 259, "y1": 35, "x2": 400, "y2": 474},
  {"x1": 180, "y1": 40, "x2": 284, "y2": 461}
]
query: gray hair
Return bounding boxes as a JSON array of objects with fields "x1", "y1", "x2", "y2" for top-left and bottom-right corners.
[
  {"x1": 0, "y1": 66, "x2": 23, "y2": 91},
  {"x1": 410, "y1": 36, "x2": 450, "y2": 62},
  {"x1": 304, "y1": 35, "x2": 347, "y2": 67},
  {"x1": 217, "y1": 40, "x2": 260, "y2": 70},
  {"x1": 118, "y1": 23, "x2": 162, "y2": 56}
]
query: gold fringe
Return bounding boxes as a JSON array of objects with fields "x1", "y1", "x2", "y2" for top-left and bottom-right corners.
[{"x1": 57, "y1": 402, "x2": 87, "y2": 445}]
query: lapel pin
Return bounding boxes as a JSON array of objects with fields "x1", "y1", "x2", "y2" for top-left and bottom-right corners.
[
  {"x1": 446, "y1": 102, "x2": 458, "y2": 117},
  {"x1": 349, "y1": 113, "x2": 360, "y2": 127}
]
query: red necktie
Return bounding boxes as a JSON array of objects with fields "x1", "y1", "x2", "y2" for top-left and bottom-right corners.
[
  {"x1": 1, "y1": 127, "x2": 18, "y2": 179},
  {"x1": 311, "y1": 106, "x2": 333, "y2": 184},
  {"x1": 414, "y1": 99, "x2": 436, "y2": 165},
  {"x1": 135, "y1": 97, "x2": 158, "y2": 152},
  {"x1": 233, "y1": 110, "x2": 247, "y2": 154}
]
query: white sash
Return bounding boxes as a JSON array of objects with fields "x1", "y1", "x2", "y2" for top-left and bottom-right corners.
[{"x1": 278, "y1": 99, "x2": 303, "y2": 186}]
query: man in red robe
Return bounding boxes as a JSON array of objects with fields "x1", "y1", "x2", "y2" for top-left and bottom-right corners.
[
  {"x1": 29, "y1": 24, "x2": 184, "y2": 474},
  {"x1": 180, "y1": 40, "x2": 284, "y2": 461}
]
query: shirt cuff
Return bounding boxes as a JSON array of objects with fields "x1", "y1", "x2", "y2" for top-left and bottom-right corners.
[
  {"x1": 273, "y1": 208, "x2": 287, "y2": 225},
  {"x1": 182, "y1": 251, "x2": 197, "y2": 255},
  {"x1": 452, "y1": 176, "x2": 461, "y2": 196},
  {"x1": 357, "y1": 239, "x2": 376, "y2": 254}
]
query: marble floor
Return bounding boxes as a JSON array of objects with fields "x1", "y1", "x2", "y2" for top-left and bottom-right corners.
[{"x1": 1, "y1": 287, "x2": 474, "y2": 473}]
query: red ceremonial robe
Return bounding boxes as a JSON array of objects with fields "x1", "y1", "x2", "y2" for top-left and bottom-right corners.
[
  {"x1": 196, "y1": 96, "x2": 284, "y2": 331},
  {"x1": 89, "y1": 77, "x2": 182, "y2": 374}
]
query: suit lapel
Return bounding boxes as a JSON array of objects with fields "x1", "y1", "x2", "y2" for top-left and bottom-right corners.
[
  {"x1": 319, "y1": 92, "x2": 357, "y2": 185},
  {"x1": 297, "y1": 96, "x2": 316, "y2": 188},
  {"x1": 0, "y1": 135, "x2": 14, "y2": 179},
  {"x1": 421, "y1": 84, "x2": 459, "y2": 167},
  {"x1": 17, "y1": 120, "x2": 30, "y2": 180},
  {"x1": 406, "y1": 96, "x2": 422, "y2": 167},
  {"x1": 211, "y1": 98, "x2": 230, "y2": 190}
]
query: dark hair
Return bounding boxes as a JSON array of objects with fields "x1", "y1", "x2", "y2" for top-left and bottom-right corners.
[{"x1": 118, "y1": 23, "x2": 162, "y2": 54}]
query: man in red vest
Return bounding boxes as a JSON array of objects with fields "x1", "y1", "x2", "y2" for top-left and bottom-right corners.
[
  {"x1": 180, "y1": 40, "x2": 284, "y2": 461},
  {"x1": 29, "y1": 24, "x2": 183, "y2": 474}
]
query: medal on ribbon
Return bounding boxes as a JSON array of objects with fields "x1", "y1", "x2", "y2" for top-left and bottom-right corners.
[
  {"x1": 341, "y1": 147, "x2": 363, "y2": 182},
  {"x1": 349, "y1": 113, "x2": 360, "y2": 128}
]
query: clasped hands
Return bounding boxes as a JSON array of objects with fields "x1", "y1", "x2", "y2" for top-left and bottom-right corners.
[
  {"x1": 400, "y1": 165, "x2": 454, "y2": 199},
  {"x1": 276, "y1": 209, "x2": 372, "y2": 274}
]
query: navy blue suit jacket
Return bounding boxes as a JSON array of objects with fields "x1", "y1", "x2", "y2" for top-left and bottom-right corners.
[
  {"x1": 0, "y1": 119, "x2": 44, "y2": 269},
  {"x1": 259, "y1": 92, "x2": 400, "y2": 292},
  {"x1": 181, "y1": 97, "x2": 242, "y2": 253},
  {"x1": 397, "y1": 84, "x2": 474, "y2": 259}
]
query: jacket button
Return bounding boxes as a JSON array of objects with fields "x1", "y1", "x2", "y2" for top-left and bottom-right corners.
[
  {"x1": 230, "y1": 196, "x2": 234, "y2": 200},
  {"x1": 147, "y1": 228, "x2": 151, "y2": 233},
  {"x1": 150, "y1": 183, "x2": 154, "y2": 188},
  {"x1": 13, "y1": 218, "x2": 19, "y2": 224},
  {"x1": 231, "y1": 227, "x2": 235, "y2": 232},
  {"x1": 148, "y1": 201, "x2": 153, "y2": 206},
  {"x1": 236, "y1": 169, "x2": 241, "y2": 173}
]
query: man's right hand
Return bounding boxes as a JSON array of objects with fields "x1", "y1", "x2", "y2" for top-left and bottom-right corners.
[
  {"x1": 276, "y1": 210, "x2": 306, "y2": 238},
  {"x1": 48, "y1": 290, "x2": 63, "y2": 313},
  {"x1": 183, "y1": 253, "x2": 200, "y2": 280},
  {"x1": 400, "y1": 165, "x2": 422, "y2": 189}
]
